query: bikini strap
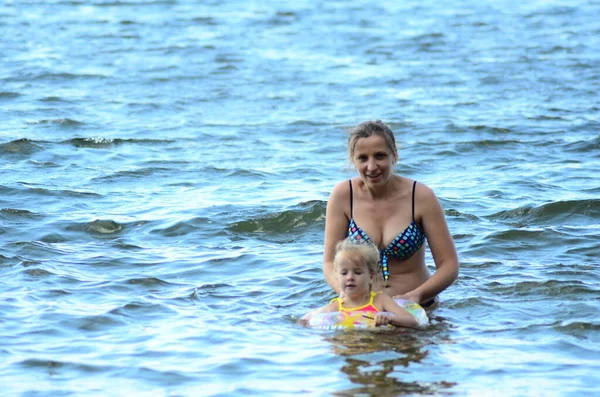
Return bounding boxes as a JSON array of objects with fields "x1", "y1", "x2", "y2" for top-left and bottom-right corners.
[
  {"x1": 411, "y1": 180, "x2": 417, "y2": 221},
  {"x1": 369, "y1": 291, "x2": 379, "y2": 305},
  {"x1": 348, "y1": 179, "x2": 354, "y2": 218},
  {"x1": 330, "y1": 297, "x2": 343, "y2": 310}
]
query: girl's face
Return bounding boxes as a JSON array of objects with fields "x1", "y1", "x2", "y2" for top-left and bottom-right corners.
[
  {"x1": 336, "y1": 252, "x2": 373, "y2": 296},
  {"x1": 352, "y1": 134, "x2": 397, "y2": 188}
]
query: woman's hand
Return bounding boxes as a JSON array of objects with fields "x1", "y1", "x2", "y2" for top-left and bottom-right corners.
[{"x1": 393, "y1": 290, "x2": 421, "y2": 304}]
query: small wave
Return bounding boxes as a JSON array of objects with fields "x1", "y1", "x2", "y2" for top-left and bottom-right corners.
[
  {"x1": 286, "y1": 120, "x2": 329, "y2": 127},
  {"x1": 87, "y1": 219, "x2": 123, "y2": 234},
  {"x1": 0, "y1": 208, "x2": 40, "y2": 219},
  {"x1": 39, "y1": 95, "x2": 70, "y2": 103},
  {"x1": 68, "y1": 137, "x2": 174, "y2": 148},
  {"x1": 468, "y1": 125, "x2": 514, "y2": 134},
  {"x1": 26, "y1": 118, "x2": 84, "y2": 126},
  {"x1": 62, "y1": 219, "x2": 127, "y2": 235},
  {"x1": 213, "y1": 64, "x2": 239, "y2": 73},
  {"x1": 23, "y1": 268, "x2": 55, "y2": 277},
  {"x1": 112, "y1": 241, "x2": 144, "y2": 250},
  {"x1": 70, "y1": 137, "x2": 117, "y2": 147},
  {"x1": 443, "y1": 296, "x2": 484, "y2": 309},
  {"x1": 109, "y1": 300, "x2": 177, "y2": 317},
  {"x1": 150, "y1": 217, "x2": 215, "y2": 237},
  {"x1": 455, "y1": 139, "x2": 520, "y2": 151},
  {"x1": 195, "y1": 283, "x2": 232, "y2": 291},
  {"x1": 9, "y1": 185, "x2": 101, "y2": 198},
  {"x1": 444, "y1": 208, "x2": 480, "y2": 221},
  {"x1": 556, "y1": 320, "x2": 600, "y2": 332},
  {"x1": 0, "y1": 91, "x2": 20, "y2": 99},
  {"x1": 94, "y1": 0, "x2": 178, "y2": 6},
  {"x1": 563, "y1": 135, "x2": 600, "y2": 153},
  {"x1": 9, "y1": 241, "x2": 70, "y2": 256},
  {"x1": 25, "y1": 72, "x2": 109, "y2": 81},
  {"x1": 487, "y1": 279, "x2": 599, "y2": 297},
  {"x1": 539, "y1": 45, "x2": 577, "y2": 55},
  {"x1": 19, "y1": 259, "x2": 42, "y2": 267},
  {"x1": 39, "y1": 233, "x2": 69, "y2": 243},
  {"x1": 92, "y1": 167, "x2": 172, "y2": 182},
  {"x1": 485, "y1": 228, "x2": 556, "y2": 241},
  {"x1": 565, "y1": 243, "x2": 600, "y2": 258},
  {"x1": 28, "y1": 160, "x2": 60, "y2": 167},
  {"x1": 0, "y1": 138, "x2": 42, "y2": 155},
  {"x1": 19, "y1": 355, "x2": 193, "y2": 385},
  {"x1": 489, "y1": 199, "x2": 600, "y2": 225},
  {"x1": 55, "y1": 0, "x2": 86, "y2": 5},
  {"x1": 223, "y1": 169, "x2": 269, "y2": 179},
  {"x1": 570, "y1": 120, "x2": 600, "y2": 135},
  {"x1": 266, "y1": 11, "x2": 299, "y2": 26},
  {"x1": 190, "y1": 284, "x2": 234, "y2": 300},
  {"x1": 528, "y1": 114, "x2": 566, "y2": 121},
  {"x1": 227, "y1": 200, "x2": 326, "y2": 235},
  {"x1": 125, "y1": 277, "x2": 170, "y2": 286},
  {"x1": 58, "y1": 314, "x2": 129, "y2": 333},
  {"x1": 18, "y1": 358, "x2": 98, "y2": 372},
  {"x1": 526, "y1": 6, "x2": 578, "y2": 18},
  {"x1": 191, "y1": 16, "x2": 218, "y2": 25},
  {"x1": 546, "y1": 263, "x2": 598, "y2": 276}
]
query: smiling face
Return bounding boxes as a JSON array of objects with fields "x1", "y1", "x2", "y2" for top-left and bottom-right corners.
[
  {"x1": 352, "y1": 134, "x2": 397, "y2": 187},
  {"x1": 335, "y1": 251, "x2": 374, "y2": 297}
]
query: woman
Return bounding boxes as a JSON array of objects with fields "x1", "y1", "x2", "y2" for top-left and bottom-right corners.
[{"x1": 323, "y1": 120, "x2": 459, "y2": 307}]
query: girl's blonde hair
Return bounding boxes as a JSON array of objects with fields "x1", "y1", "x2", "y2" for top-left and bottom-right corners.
[{"x1": 333, "y1": 238, "x2": 384, "y2": 291}]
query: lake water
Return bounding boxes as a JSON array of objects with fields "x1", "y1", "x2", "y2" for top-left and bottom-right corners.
[{"x1": 1, "y1": 0, "x2": 599, "y2": 396}]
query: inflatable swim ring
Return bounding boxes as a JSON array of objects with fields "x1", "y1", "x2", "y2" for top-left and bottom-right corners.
[{"x1": 308, "y1": 298, "x2": 429, "y2": 330}]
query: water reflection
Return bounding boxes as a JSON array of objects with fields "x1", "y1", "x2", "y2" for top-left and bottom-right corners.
[{"x1": 325, "y1": 319, "x2": 456, "y2": 396}]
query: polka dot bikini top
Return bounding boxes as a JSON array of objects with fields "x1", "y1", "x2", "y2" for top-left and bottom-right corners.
[{"x1": 347, "y1": 180, "x2": 426, "y2": 281}]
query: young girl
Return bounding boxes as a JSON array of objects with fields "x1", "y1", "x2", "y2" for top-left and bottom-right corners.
[{"x1": 304, "y1": 238, "x2": 421, "y2": 329}]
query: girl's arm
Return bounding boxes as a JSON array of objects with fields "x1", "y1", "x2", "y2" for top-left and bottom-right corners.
[
  {"x1": 376, "y1": 294, "x2": 420, "y2": 328},
  {"x1": 323, "y1": 182, "x2": 351, "y2": 293}
]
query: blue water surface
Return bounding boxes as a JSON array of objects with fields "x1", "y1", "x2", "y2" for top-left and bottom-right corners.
[{"x1": 1, "y1": 0, "x2": 599, "y2": 396}]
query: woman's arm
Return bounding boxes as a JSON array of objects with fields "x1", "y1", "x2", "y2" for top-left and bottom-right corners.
[
  {"x1": 322, "y1": 182, "x2": 351, "y2": 293},
  {"x1": 376, "y1": 294, "x2": 420, "y2": 328},
  {"x1": 406, "y1": 184, "x2": 459, "y2": 304}
]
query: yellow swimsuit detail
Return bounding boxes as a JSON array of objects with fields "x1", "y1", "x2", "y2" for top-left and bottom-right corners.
[{"x1": 329, "y1": 292, "x2": 381, "y2": 327}]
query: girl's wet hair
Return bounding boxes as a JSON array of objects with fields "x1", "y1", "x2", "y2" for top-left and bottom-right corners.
[
  {"x1": 347, "y1": 120, "x2": 397, "y2": 161},
  {"x1": 333, "y1": 238, "x2": 384, "y2": 291}
]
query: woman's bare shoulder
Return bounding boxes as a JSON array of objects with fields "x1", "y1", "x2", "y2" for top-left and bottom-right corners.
[
  {"x1": 414, "y1": 180, "x2": 438, "y2": 203},
  {"x1": 329, "y1": 179, "x2": 352, "y2": 199}
]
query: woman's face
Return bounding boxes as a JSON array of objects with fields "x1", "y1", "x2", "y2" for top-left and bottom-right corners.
[{"x1": 352, "y1": 134, "x2": 397, "y2": 187}]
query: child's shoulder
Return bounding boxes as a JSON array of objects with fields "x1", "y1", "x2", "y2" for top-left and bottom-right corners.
[{"x1": 326, "y1": 299, "x2": 340, "y2": 311}]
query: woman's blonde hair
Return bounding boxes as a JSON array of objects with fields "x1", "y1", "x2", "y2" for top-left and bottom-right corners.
[
  {"x1": 347, "y1": 120, "x2": 398, "y2": 162},
  {"x1": 333, "y1": 238, "x2": 384, "y2": 291}
]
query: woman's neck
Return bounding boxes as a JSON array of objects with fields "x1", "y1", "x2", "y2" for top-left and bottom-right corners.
[{"x1": 361, "y1": 175, "x2": 400, "y2": 200}]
